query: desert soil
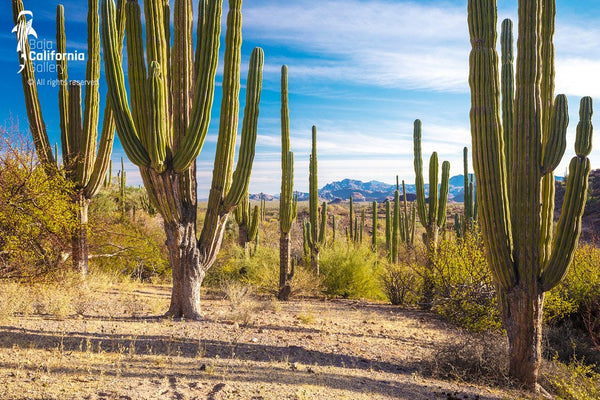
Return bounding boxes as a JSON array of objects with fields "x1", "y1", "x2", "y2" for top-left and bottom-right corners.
[{"x1": 0, "y1": 284, "x2": 529, "y2": 400}]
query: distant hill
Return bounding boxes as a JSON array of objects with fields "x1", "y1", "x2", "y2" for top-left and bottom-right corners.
[{"x1": 253, "y1": 175, "x2": 473, "y2": 203}]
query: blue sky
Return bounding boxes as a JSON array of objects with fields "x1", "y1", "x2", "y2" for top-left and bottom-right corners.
[{"x1": 2, "y1": 0, "x2": 599, "y2": 197}]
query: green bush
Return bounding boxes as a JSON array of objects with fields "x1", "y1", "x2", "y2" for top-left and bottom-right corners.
[
  {"x1": 431, "y1": 232, "x2": 501, "y2": 332},
  {"x1": 206, "y1": 245, "x2": 320, "y2": 297},
  {"x1": 543, "y1": 356, "x2": 600, "y2": 400},
  {"x1": 0, "y1": 131, "x2": 76, "y2": 278},
  {"x1": 381, "y1": 259, "x2": 420, "y2": 306},
  {"x1": 318, "y1": 243, "x2": 385, "y2": 300}
]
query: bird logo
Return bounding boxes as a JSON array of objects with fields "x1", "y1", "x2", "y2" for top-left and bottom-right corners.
[{"x1": 12, "y1": 10, "x2": 37, "y2": 74}]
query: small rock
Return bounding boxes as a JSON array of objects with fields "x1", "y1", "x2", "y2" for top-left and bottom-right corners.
[{"x1": 251, "y1": 337, "x2": 259, "y2": 343}]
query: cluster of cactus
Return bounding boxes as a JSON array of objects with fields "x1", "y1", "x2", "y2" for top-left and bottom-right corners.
[
  {"x1": 468, "y1": 0, "x2": 593, "y2": 387},
  {"x1": 385, "y1": 178, "x2": 416, "y2": 262},
  {"x1": 12, "y1": 0, "x2": 125, "y2": 275},
  {"x1": 278, "y1": 65, "x2": 298, "y2": 300},
  {"x1": 413, "y1": 119, "x2": 450, "y2": 306},
  {"x1": 304, "y1": 126, "x2": 326, "y2": 275},
  {"x1": 455, "y1": 147, "x2": 478, "y2": 238},
  {"x1": 347, "y1": 196, "x2": 363, "y2": 244},
  {"x1": 234, "y1": 191, "x2": 259, "y2": 254},
  {"x1": 101, "y1": 0, "x2": 263, "y2": 318}
]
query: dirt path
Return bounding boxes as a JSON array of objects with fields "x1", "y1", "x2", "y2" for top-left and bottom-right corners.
[{"x1": 0, "y1": 284, "x2": 528, "y2": 399}]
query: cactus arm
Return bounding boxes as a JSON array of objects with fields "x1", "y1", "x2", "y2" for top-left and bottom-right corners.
[
  {"x1": 542, "y1": 97, "x2": 593, "y2": 291},
  {"x1": 172, "y1": 0, "x2": 222, "y2": 171},
  {"x1": 223, "y1": 48, "x2": 263, "y2": 210},
  {"x1": 349, "y1": 196, "x2": 354, "y2": 239},
  {"x1": 501, "y1": 19, "x2": 514, "y2": 183},
  {"x1": 148, "y1": 62, "x2": 168, "y2": 172},
  {"x1": 84, "y1": 0, "x2": 125, "y2": 199},
  {"x1": 80, "y1": 0, "x2": 101, "y2": 185},
  {"x1": 69, "y1": 83, "x2": 83, "y2": 182},
  {"x1": 12, "y1": 0, "x2": 54, "y2": 166},
  {"x1": 541, "y1": 95, "x2": 568, "y2": 175},
  {"x1": 248, "y1": 205, "x2": 259, "y2": 242},
  {"x1": 385, "y1": 199, "x2": 391, "y2": 256},
  {"x1": 125, "y1": 1, "x2": 148, "y2": 147},
  {"x1": 428, "y1": 152, "x2": 439, "y2": 227},
  {"x1": 413, "y1": 120, "x2": 428, "y2": 228},
  {"x1": 468, "y1": 0, "x2": 515, "y2": 290},
  {"x1": 56, "y1": 5, "x2": 70, "y2": 167},
  {"x1": 318, "y1": 202, "x2": 327, "y2": 244},
  {"x1": 101, "y1": 0, "x2": 150, "y2": 167},
  {"x1": 437, "y1": 161, "x2": 450, "y2": 228},
  {"x1": 172, "y1": 0, "x2": 193, "y2": 151}
]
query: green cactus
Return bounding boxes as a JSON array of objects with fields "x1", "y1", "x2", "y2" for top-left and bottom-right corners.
[
  {"x1": 11, "y1": 0, "x2": 125, "y2": 274},
  {"x1": 348, "y1": 196, "x2": 354, "y2": 242},
  {"x1": 461, "y1": 147, "x2": 477, "y2": 236},
  {"x1": 104, "y1": 159, "x2": 113, "y2": 188},
  {"x1": 234, "y1": 191, "x2": 259, "y2": 254},
  {"x1": 371, "y1": 201, "x2": 378, "y2": 252},
  {"x1": 305, "y1": 126, "x2": 325, "y2": 275},
  {"x1": 120, "y1": 157, "x2": 126, "y2": 219},
  {"x1": 101, "y1": 0, "x2": 264, "y2": 319},
  {"x1": 468, "y1": 0, "x2": 593, "y2": 388},
  {"x1": 401, "y1": 180, "x2": 415, "y2": 247},
  {"x1": 413, "y1": 119, "x2": 450, "y2": 307},
  {"x1": 332, "y1": 214, "x2": 337, "y2": 243},
  {"x1": 385, "y1": 199, "x2": 392, "y2": 260},
  {"x1": 391, "y1": 189, "x2": 400, "y2": 263},
  {"x1": 278, "y1": 65, "x2": 298, "y2": 301}
]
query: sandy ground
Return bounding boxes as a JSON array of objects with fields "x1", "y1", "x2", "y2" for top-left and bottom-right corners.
[{"x1": 0, "y1": 284, "x2": 531, "y2": 400}]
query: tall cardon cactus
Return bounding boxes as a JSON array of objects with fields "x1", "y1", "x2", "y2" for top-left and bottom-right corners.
[
  {"x1": 468, "y1": 0, "x2": 593, "y2": 388},
  {"x1": 101, "y1": 0, "x2": 264, "y2": 318},
  {"x1": 12, "y1": 0, "x2": 124, "y2": 275},
  {"x1": 278, "y1": 65, "x2": 298, "y2": 301},
  {"x1": 413, "y1": 119, "x2": 450, "y2": 307},
  {"x1": 305, "y1": 126, "x2": 326, "y2": 274}
]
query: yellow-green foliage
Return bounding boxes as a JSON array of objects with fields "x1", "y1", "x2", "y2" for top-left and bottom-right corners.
[
  {"x1": 544, "y1": 356, "x2": 600, "y2": 400},
  {"x1": 0, "y1": 134, "x2": 76, "y2": 277},
  {"x1": 207, "y1": 245, "x2": 319, "y2": 297},
  {"x1": 432, "y1": 232, "x2": 501, "y2": 332},
  {"x1": 545, "y1": 244, "x2": 600, "y2": 324},
  {"x1": 88, "y1": 195, "x2": 169, "y2": 280},
  {"x1": 319, "y1": 243, "x2": 385, "y2": 300}
]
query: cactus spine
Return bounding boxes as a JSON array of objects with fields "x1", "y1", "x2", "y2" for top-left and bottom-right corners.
[
  {"x1": 278, "y1": 65, "x2": 298, "y2": 301},
  {"x1": 12, "y1": 0, "x2": 124, "y2": 274},
  {"x1": 305, "y1": 126, "x2": 325, "y2": 274},
  {"x1": 101, "y1": 0, "x2": 264, "y2": 319},
  {"x1": 413, "y1": 119, "x2": 450, "y2": 307},
  {"x1": 468, "y1": 0, "x2": 593, "y2": 387}
]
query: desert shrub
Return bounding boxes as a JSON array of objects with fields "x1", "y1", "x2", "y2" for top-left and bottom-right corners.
[
  {"x1": 318, "y1": 243, "x2": 385, "y2": 300},
  {"x1": 542, "y1": 356, "x2": 600, "y2": 400},
  {"x1": 424, "y1": 332, "x2": 509, "y2": 386},
  {"x1": 431, "y1": 232, "x2": 501, "y2": 332},
  {"x1": 206, "y1": 245, "x2": 320, "y2": 298},
  {"x1": 88, "y1": 198, "x2": 169, "y2": 281},
  {"x1": 381, "y1": 261, "x2": 420, "y2": 305},
  {"x1": 0, "y1": 128, "x2": 76, "y2": 278},
  {"x1": 545, "y1": 244, "x2": 600, "y2": 351}
]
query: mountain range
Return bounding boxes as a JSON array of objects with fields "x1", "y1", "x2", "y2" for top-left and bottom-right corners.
[{"x1": 250, "y1": 175, "x2": 474, "y2": 203}]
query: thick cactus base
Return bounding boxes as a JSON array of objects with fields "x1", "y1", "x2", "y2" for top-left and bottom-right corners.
[{"x1": 164, "y1": 218, "x2": 204, "y2": 321}]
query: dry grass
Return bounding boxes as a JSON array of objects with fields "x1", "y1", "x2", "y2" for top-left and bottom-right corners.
[{"x1": 0, "y1": 278, "x2": 542, "y2": 399}]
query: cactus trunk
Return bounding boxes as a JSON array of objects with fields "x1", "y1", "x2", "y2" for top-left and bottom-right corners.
[
  {"x1": 278, "y1": 232, "x2": 292, "y2": 301},
  {"x1": 72, "y1": 192, "x2": 90, "y2": 275}
]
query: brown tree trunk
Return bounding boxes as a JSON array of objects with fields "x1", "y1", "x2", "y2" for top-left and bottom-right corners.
[
  {"x1": 72, "y1": 193, "x2": 90, "y2": 275},
  {"x1": 278, "y1": 232, "x2": 292, "y2": 301},
  {"x1": 163, "y1": 203, "x2": 204, "y2": 320},
  {"x1": 501, "y1": 285, "x2": 545, "y2": 390}
]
